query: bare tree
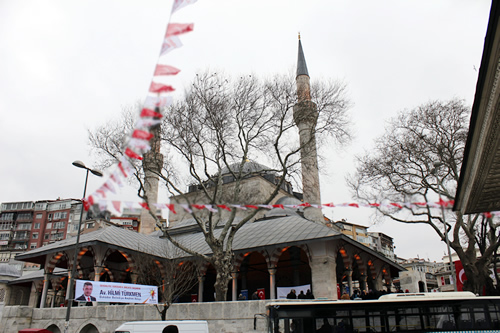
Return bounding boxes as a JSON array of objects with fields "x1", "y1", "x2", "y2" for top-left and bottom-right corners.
[
  {"x1": 348, "y1": 99, "x2": 500, "y2": 295},
  {"x1": 134, "y1": 246, "x2": 199, "y2": 320},
  {"x1": 89, "y1": 71, "x2": 351, "y2": 301}
]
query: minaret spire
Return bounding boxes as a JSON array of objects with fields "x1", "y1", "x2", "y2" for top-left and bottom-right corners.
[
  {"x1": 296, "y1": 34, "x2": 309, "y2": 79},
  {"x1": 293, "y1": 37, "x2": 323, "y2": 223}
]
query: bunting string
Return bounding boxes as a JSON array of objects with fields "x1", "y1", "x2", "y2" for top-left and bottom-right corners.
[
  {"x1": 84, "y1": 0, "x2": 197, "y2": 208},
  {"x1": 84, "y1": 198, "x2": 499, "y2": 219}
]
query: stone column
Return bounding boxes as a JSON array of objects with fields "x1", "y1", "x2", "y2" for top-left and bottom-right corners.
[
  {"x1": 309, "y1": 242, "x2": 337, "y2": 299},
  {"x1": 360, "y1": 275, "x2": 368, "y2": 292},
  {"x1": 50, "y1": 289, "x2": 57, "y2": 307},
  {"x1": 40, "y1": 273, "x2": 50, "y2": 308},
  {"x1": 374, "y1": 273, "x2": 384, "y2": 291},
  {"x1": 92, "y1": 267, "x2": 103, "y2": 306},
  {"x1": 268, "y1": 267, "x2": 277, "y2": 299},
  {"x1": 231, "y1": 272, "x2": 238, "y2": 301},
  {"x1": 347, "y1": 269, "x2": 353, "y2": 296},
  {"x1": 197, "y1": 275, "x2": 205, "y2": 302}
]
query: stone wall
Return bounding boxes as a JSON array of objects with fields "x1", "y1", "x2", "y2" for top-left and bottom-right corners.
[{"x1": 1, "y1": 300, "x2": 268, "y2": 333}]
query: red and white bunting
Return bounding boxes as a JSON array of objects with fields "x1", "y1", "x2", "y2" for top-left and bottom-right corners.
[
  {"x1": 132, "y1": 129, "x2": 154, "y2": 141},
  {"x1": 154, "y1": 64, "x2": 181, "y2": 76},
  {"x1": 171, "y1": 0, "x2": 198, "y2": 14},
  {"x1": 128, "y1": 138, "x2": 151, "y2": 152},
  {"x1": 135, "y1": 118, "x2": 162, "y2": 130},
  {"x1": 140, "y1": 108, "x2": 163, "y2": 118},
  {"x1": 112, "y1": 201, "x2": 122, "y2": 213},
  {"x1": 125, "y1": 147, "x2": 143, "y2": 160},
  {"x1": 144, "y1": 95, "x2": 173, "y2": 109},
  {"x1": 149, "y1": 82, "x2": 175, "y2": 93},
  {"x1": 80, "y1": 197, "x2": 499, "y2": 221},
  {"x1": 165, "y1": 23, "x2": 194, "y2": 37},
  {"x1": 160, "y1": 36, "x2": 183, "y2": 56}
]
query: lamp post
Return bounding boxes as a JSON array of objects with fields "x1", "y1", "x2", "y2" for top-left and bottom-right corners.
[
  {"x1": 432, "y1": 163, "x2": 458, "y2": 292},
  {"x1": 64, "y1": 160, "x2": 103, "y2": 333}
]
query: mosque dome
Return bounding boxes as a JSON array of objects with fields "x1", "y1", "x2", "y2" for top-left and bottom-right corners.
[
  {"x1": 220, "y1": 161, "x2": 275, "y2": 176},
  {"x1": 264, "y1": 196, "x2": 304, "y2": 218}
]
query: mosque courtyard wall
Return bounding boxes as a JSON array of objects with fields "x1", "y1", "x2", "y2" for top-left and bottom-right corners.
[{"x1": 1, "y1": 300, "x2": 268, "y2": 333}]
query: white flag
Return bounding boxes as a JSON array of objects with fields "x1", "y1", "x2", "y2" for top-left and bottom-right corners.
[
  {"x1": 160, "y1": 36, "x2": 182, "y2": 56},
  {"x1": 171, "y1": 0, "x2": 198, "y2": 13}
]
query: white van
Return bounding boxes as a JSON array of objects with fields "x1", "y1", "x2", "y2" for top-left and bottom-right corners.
[{"x1": 115, "y1": 320, "x2": 209, "y2": 333}]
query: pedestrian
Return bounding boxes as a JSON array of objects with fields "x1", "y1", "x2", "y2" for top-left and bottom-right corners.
[
  {"x1": 297, "y1": 290, "x2": 306, "y2": 299},
  {"x1": 163, "y1": 325, "x2": 178, "y2": 333},
  {"x1": 286, "y1": 289, "x2": 297, "y2": 299},
  {"x1": 305, "y1": 289, "x2": 314, "y2": 299},
  {"x1": 251, "y1": 291, "x2": 259, "y2": 300}
]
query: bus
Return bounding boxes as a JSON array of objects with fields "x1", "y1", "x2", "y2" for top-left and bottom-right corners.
[{"x1": 266, "y1": 292, "x2": 500, "y2": 332}]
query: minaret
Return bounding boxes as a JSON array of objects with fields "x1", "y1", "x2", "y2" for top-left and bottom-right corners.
[
  {"x1": 293, "y1": 35, "x2": 323, "y2": 223},
  {"x1": 140, "y1": 106, "x2": 163, "y2": 234}
]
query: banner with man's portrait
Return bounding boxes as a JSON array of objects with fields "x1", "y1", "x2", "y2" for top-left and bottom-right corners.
[{"x1": 74, "y1": 280, "x2": 158, "y2": 304}]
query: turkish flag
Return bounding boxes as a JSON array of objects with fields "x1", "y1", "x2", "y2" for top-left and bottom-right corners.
[
  {"x1": 257, "y1": 288, "x2": 265, "y2": 300},
  {"x1": 191, "y1": 294, "x2": 198, "y2": 302},
  {"x1": 454, "y1": 260, "x2": 467, "y2": 291}
]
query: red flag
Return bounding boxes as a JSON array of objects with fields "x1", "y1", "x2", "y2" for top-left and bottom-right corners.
[
  {"x1": 390, "y1": 203, "x2": 403, "y2": 209},
  {"x1": 257, "y1": 288, "x2": 265, "y2": 300},
  {"x1": 149, "y1": 82, "x2": 175, "y2": 93},
  {"x1": 140, "y1": 108, "x2": 163, "y2": 118},
  {"x1": 154, "y1": 64, "x2": 180, "y2": 76},
  {"x1": 414, "y1": 202, "x2": 427, "y2": 206},
  {"x1": 217, "y1": 204, "x2": 231, "y2": 211},
  {"x1": 455, "y1": 260, "x2": 467, "y2": 292},
  {"x1": 118, "y1": 162, "x2": 128, "y2": 177},
  {"x1": 323, "y1": 203, "x2": 335, "y2": 207},
  {"x1": 132, "y1": 129, "x2": 154, "y2": 141},
  {"x1": 96, "y1": 189, "x2": 106, "y2": 198},
  {"x1": 139, "y1": 202, "x2": 150, "y2": 210},
  {"x1": 437, "y1": 198, "x2": 449, "y2": 207},
  {"x1": 299, "y1": 202, "x2": 311, "y2": 207},
  {"x1": 484, "y1": 212, "x2": 493, "y2": 219},
  {"x1": 112, "y1": 201, "x2": 121, "y2": 212},
  {"x1": 83, "y1": 197, "x2": 92, "y2": 211},
  {"x1": 165, "y1": 23, "x2": 194, "y2": 37},
  {"x1": 272, "y1": 204, "x2": 284, "y2": 209},
  {"x1": 245, "y1": 205, "x2": 259, "y2": 210},
  {"x1": 368, "y1": 203, "x2": 380, "y2": 207},
  {"x1": 192, "y1": 204, "x2": 205, "y2": 210},
  {"x1": 125, "y1": 148, "x2": 143, "y2": 160},
  {"x1": 190, "y1": 294, "x2": 198, "y2": 302},
  {"x1": 348, "y1": 203, "x2": 359, "y2": 208},
  {"x1": 166, "y1": 204, "x2": 177, "y2": 214}
]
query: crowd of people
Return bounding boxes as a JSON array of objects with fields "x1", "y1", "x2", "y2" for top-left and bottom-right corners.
[{"x1": 286, "y1": 288, "x2": 314, "y2": 299}]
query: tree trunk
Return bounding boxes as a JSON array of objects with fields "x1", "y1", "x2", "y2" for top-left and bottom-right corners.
[
  {"x1": 212, "y1": 250, "x2": 233, "y2": 301},
  {"x1": 461, "y1": 259, "x2": 494, "y2": 295}
]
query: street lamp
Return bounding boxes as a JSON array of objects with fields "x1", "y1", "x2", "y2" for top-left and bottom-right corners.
[
  {"x1": 432, "y1": 163, "x2": 458, "y2": 292},
  {"x1": 64, "y1": 160, "x2": 103, "y2": 333}
]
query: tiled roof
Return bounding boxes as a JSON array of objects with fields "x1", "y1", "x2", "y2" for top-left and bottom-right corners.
[
  {"x1": 15, "y1": 226, "x2": 170, "y2": 260},
  {"x1": 16, "y1": 215, "x2": 339, "y2": 262}
]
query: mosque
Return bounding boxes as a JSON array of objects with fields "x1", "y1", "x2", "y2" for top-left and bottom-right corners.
[{"x1": 1, "y1": 38, "x2": 404, "y2": 333}]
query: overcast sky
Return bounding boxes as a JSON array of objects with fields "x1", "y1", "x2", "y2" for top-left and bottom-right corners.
[{"x1": 0, "y1": 0, "x2": 492, "y2": 261}]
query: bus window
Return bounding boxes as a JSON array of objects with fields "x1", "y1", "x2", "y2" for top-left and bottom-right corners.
[
  {"x1": 351, "y1": 309, "x2": 386, "y2": 332},
  {"x1": 488, "y1": 304, "x2": 500, "y2": 328},
  {"x1": 425, "y1": 305, "x2": 454, "y2": 329},
  {"x1": 386, "y1": 307, "x2": 422, "y2": 331}
]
